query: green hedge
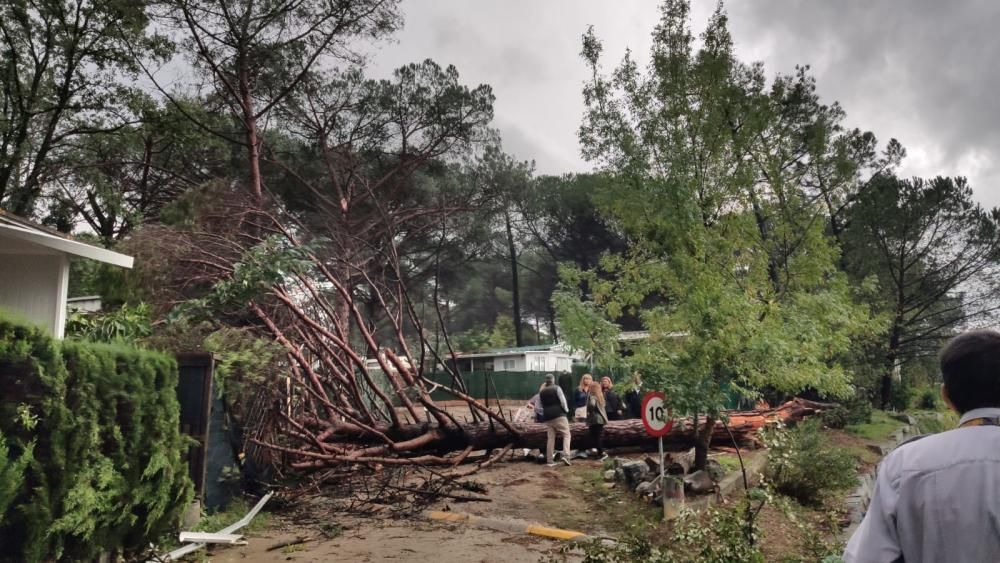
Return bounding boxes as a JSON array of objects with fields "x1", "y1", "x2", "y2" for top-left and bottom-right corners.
[{"x1": 0, "y1": 314, "x2": 192, "y2": 561}]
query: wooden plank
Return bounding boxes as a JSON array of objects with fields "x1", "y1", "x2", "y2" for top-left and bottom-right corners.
[{"x1": 178, "y1": 532, "x2": 245, "y2": 545}]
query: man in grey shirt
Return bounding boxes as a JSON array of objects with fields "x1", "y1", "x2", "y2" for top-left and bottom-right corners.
[{"x1": 844, "y1": 330, "x2": 1000, "y2": 562}]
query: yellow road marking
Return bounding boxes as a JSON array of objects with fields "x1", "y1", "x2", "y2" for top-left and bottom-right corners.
[{"x1": 524, "y1": 525, "x2": 586, "y2": 540}]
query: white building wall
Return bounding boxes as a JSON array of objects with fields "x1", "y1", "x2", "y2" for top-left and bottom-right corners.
[
  {"x1": 0, "y1": 254, "x2": 69, "y2": 338},
  {"x1": 496, "y1": 356, "x2": 526, "y2": 371}
]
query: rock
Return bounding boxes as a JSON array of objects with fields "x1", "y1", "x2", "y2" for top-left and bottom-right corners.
[
  {"x1": 866, "y1": 444, "x2": 885, "y2": 456},
  {"x1": 683, "y1": 470, "x2": 715, "y2": 494},
  {"x1": 604, "y1": 469, "x2": 617, "y2": 482},
  {"x1": 621, "y1": 461, "x2": 650, "y2": 488},
  {"x1": 635, "y1": 481, "x2": 656, "y2": 496},
  {"x1": 644, "y1": 456, "x2": 661, "y2": 474},
  {"x1": 666, "y1": 448, "x2": 695, "y2": 475},
  {"x1": 613, "y1": 457, "x2": 629, "y2": 469},
  {"x1": 615, "y1": 468, "x2": 624, "y2": 482},
  {"x1": 706, "y1": 459, "x2": 725, "y2": 483},
  {"x1": 890, "y1": 413, "x2": 917, "y2": 425}
]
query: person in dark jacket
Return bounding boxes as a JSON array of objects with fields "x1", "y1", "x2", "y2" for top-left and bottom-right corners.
[
  {"x1": 586, "y1": 381, "x2": 609, "y2": 461},
  {"x1": 574, "y1": 373, "x2": 593, "y2": 421},
  {"x1": 601, "y1": 376, "x2": 624, "y2": 420},
  {"x1": 539, "y1": 374, "x2": 572, "y2": 466},
  {"x1": 623, "y1": 372, "x2": 643, "y2": 419}
]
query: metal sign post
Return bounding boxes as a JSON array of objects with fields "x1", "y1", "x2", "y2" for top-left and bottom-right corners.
[{"x1": 641, "y1": 391, "x2": 675, "y2": 521}]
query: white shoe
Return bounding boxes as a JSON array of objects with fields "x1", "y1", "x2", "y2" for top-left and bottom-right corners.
[
  {"x1": 562, "y1": 457, "x2": 572, "y2": 466},
  {"x1": 546, "y1": 462, "x2": 558, "y2": 467}
]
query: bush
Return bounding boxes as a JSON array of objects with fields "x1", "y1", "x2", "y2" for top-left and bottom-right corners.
[
  {"x1": 763, "y1": 420, "x2": 858, "y2": 506},
  {"x1": 546, "y1": 502, "x2": 765, "y2": 563},
  {"x1": 889, "y1": 379, "x2": 916, "y2": 411},
  {"x1": 821, "y1": 390, "x2": 872, "y2": 429},
  {"x1": 917, "y1": 387, "x2": 939, "y2": 410},
  {"x1": 65, "y1": 302, "x2": 152, "y2": 344},
  {"x1": 0, "y1": 314, "x2": 192, "y2": 561},
  {"x1": 820, "y1": 405, "x2": 850, "y2": 429}
]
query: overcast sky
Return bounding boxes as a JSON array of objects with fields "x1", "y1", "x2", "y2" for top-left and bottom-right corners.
[{"x1": 364, "y1": 0, "x2": 1000, "y2": 208}]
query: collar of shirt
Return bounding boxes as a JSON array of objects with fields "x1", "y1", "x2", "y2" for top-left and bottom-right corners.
[{"x1": 958, "y1": 407, "x2": 1000, "y2": 426}]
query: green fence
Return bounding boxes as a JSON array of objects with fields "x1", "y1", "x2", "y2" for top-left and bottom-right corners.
[{"x1": 424, "y1": 370, "x2": 561, "y2": 402}]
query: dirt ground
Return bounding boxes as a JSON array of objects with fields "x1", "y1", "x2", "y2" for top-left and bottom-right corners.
[
  {"x1": 207, "y1": 520, "x2": 562, "y2": 562},
  {"x1": 202, "y1": 454, "x2": 615, "y2": 562},
  {"x1": 193, "y1": 442, "x2": 842, "y2": 562}
]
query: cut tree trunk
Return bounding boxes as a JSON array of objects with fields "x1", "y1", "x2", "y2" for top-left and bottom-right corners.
[{"x1": 298, "y1": 399, "x2": 829, "y2": 464}]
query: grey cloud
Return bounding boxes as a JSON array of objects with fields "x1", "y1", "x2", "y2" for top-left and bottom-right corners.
[
  {"x1": 725, "y1": 0, "x2": 1000, "y2": 206},
  {"x1": 366, "y1": 0, "x2": 1000, "y2": 206}
]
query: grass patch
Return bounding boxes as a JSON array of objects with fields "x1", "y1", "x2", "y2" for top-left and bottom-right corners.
[
  {"x1": 713, "y1": 455, "x2": 741, "y2": 473},
  {"x1": 559, "y1": 468, "x2": 662, "y2": 538},
  {"x1": 845, "y1": 410, "x2": 902, "y2": 441}
]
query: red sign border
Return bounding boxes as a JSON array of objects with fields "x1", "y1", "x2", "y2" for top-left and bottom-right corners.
[{"x1": 641, "y1": 391, "x2": 674, "y2": 437}]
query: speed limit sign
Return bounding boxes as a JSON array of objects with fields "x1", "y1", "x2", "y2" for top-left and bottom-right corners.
[{"x1": 641, "y1": 391, "x2": 673, "y2": 437}]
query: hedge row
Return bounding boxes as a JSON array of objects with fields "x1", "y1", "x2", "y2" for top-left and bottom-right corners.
[{"x1": 0, "y1": 314, "x2": 191, "y2": 561}]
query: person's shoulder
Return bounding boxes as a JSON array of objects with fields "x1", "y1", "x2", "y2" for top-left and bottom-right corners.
[{"x1": 882, "y1": 426, "x2": 1000, "y2": 475}]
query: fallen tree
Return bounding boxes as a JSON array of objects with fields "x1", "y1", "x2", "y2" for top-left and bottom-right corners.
[
  {"x1": 257, "y1": 399, "x2": 830, "y2": 470},
  {"x1": 139, "y1": 51, "x2": 830, "y2": 490}
]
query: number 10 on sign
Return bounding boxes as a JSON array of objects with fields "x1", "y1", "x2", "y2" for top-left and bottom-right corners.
[{"x1": 641, "y1": 392, "x2": 675, "y2": 520}]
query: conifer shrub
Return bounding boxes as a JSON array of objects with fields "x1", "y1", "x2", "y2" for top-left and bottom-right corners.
[{"x1": 0, "y1": 314, "x2": 192, "y2": 561}]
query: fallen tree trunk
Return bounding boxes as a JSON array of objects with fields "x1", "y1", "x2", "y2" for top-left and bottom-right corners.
[{"x1": 283, "y1": 399, "x2": 829, "y2": 468}]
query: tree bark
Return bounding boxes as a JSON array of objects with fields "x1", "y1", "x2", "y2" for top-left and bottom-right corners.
[
  {"x1": 294, "y1": 399, "x2": 829, "y2": 465},
  {"x1": 881, "y1": 319, "x2": 904, "y2": 409},
  {"x1": 694, "y1": 415, "x2": 715, "y2": 471},
  {"x1": 504, "y1": 211, "x2": 523, "y2": 347}
]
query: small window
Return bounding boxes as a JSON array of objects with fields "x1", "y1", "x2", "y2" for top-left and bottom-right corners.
[{"x1": 502, "y1": 359, "x2": 516, "y2": 370}]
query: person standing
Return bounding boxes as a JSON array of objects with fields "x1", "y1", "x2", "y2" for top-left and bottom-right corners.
[
  {"x1": 538, "y1": 374, "x2": 572, "y2": 467},
  {"x1": 586, "y1": 381, "x2": 609, "y2": 461},
  {"x1": 575, "y1": 373, "x2": 593, "y2": 421},
  {"x1": 623, "y1": 372, "x2": 643, "y2": 419},
  {"x1": 844, "y1": 330, "x2": 1000, "y2": 562},
  {"x1": 601, "y1": 376, "x2": 623, "y2": 420}
]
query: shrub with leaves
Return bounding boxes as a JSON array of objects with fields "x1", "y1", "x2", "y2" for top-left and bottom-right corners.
[
  {"x1": 546, "y1": 502, "x2": 765, "y2": 563},
  {"x1": 917, "y1": 387, "x2": 939, "y2": 410},
  {"x1": 0, "y1": 313, "x2": 192, "y2": 561},
  {"x1": 763, "y1": 420, "x2": 858, "y2": 505},
  {"x1": 65, "y1": 302, "x2": 152, "y2": 344}
]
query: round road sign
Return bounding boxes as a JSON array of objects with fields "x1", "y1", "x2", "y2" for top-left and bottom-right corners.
[{"x1": 641, "y1": 391, "x2": 674, "y2": 437}]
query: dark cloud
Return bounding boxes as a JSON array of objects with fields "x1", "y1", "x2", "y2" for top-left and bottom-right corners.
[
  {"x1": 366, "y1": 0, "x2": 1000, "y2": 206},
  {"x1": 726, "y1": 0, "x2": 1000, "y2": 207}
]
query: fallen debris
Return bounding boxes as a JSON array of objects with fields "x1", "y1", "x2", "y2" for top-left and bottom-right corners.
[
  {"x1": 152, "y1": 492, "x2": 273, "y2": 562},
  {"x1": 386, "y1": 484, "x2": 492, "y2": 503},
  {"x1": 177, "y1": 532, "x2": 245, "y2": 545},
  {"x1": 266, "y1": 536, "x2": 314, "y2": 552}
]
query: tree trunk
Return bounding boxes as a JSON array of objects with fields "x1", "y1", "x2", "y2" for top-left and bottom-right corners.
[
  {"x1": 504, "y1": 212, "x2": 523, "y2": 347},
  {"x1": 238, "y1": 58, "x2": 264, "y2": 203},
  {"x1": 881, "y1": 320, "x2": 904, "y2": 409},
  {"x1": 294, "y1": 399, "x2": 829, "y2": 466},
  {"x1": 694, "y1": 415, "x2": 715, "y2": 471}
]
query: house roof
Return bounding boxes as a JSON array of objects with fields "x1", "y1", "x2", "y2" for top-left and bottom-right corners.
[
  {"x1": 455, "y1": 344, "x2": 569, "y2": 360},
  {"x1": 0, "y1": 211, "x2": 133, "y2": 268}
]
